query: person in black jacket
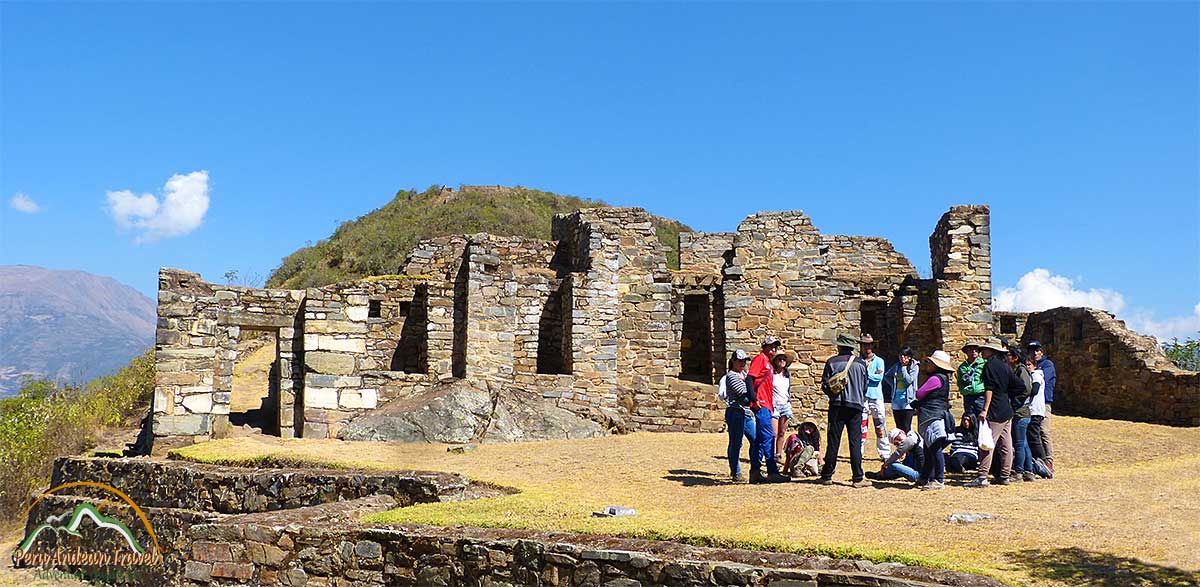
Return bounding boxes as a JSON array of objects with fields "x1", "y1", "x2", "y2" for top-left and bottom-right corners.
[
  {"x1": 819, "y1": 333, "x2": 869, "y2": 487},
  {"x1": 967, "y1": 339, "x2": 1016, "y2": 488}
]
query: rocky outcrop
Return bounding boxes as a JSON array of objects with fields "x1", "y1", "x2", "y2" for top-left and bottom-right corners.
[{"x1": 337, "y1": 380, "x2": 608, "y2": 443}]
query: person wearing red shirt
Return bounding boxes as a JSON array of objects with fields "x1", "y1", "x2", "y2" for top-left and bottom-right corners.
[{"x1": 747, "y1": 336, "x2": 786, "y2": 483}]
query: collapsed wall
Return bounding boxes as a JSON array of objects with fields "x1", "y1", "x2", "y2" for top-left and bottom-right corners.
[
  {"x1": 151, "y1": 204, "x2": 998, "y2": 442},
  {"x1": 1020, "y1": 307, "x2": 1199, "y2": 427}
]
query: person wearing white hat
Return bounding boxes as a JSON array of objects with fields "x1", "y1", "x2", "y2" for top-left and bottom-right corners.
[
  {"x1": 911, "y1": 349, "x2": 955, "y2": 490},
  {"x1": 718, "y1": 349, "x2": 756, "y2": 483}
]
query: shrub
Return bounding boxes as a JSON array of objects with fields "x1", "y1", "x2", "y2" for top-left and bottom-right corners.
[{"x1": 0, "y1": 350, "x2": 154, "y2": 519}]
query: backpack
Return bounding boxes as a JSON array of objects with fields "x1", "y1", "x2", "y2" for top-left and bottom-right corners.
[{"x1": 826, "y1": 356, "x2": 856, "y2": 397}]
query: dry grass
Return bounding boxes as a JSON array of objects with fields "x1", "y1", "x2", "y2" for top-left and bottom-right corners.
[{"x1": 171, "y1": 416, "x2": 1200, "y2": 587}]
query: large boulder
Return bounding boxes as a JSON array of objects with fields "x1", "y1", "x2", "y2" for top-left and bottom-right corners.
[{"x1": 337, "y1": 380, "x2": 607, "y2": 443}]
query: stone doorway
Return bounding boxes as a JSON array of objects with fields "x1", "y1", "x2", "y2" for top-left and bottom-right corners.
[
  {"x1": 680, "y1": 294, "x2": 714, "y2": 383},
  {"x1": 228, "y1": 328, "x2": 280, "y2": 434},
  {"x1": 859, "y1": 300, "x2": 898, "y2": 362}
]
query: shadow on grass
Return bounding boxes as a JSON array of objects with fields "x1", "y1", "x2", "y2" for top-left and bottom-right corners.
[
  {"x1": 1006, "y1": 547, "x2": 1200, "y2": 587},
  {"x1": 663, "y1": 469, "x2": 724, "y2": 487}
]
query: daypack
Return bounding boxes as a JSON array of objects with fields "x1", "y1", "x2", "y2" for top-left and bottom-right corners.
[{"x1": 825, "y1": 356, "x2": 856, "y2": 397}]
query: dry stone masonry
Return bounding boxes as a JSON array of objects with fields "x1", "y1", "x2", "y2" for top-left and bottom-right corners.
[
  {"x1": 153, "y1": 204, "x2": 1003, "y2": 441},
  {"x1": 997, "y1": 307, "x2": 1199, "y2": 426}
]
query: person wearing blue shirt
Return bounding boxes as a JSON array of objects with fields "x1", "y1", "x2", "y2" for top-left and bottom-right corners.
[
  {"x1": 859, "y1": 334, "x2": 891, "y2": 461},
  {"x1": 1028, "y1": 340, "x2": 1056, "y2": 473}
]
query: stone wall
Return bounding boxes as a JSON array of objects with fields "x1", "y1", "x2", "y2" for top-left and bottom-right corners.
[
  {"x1": 1019, "y1": 307, "x2": 1200, "y2": 426},
  {"x1": 23, "y1": 458, "x2": 998, "y2": 587},
  {"x1": 154, "y1": 269, "x2": 304, "y2": 439},
  {"x1": 154, "y1": 203, "x2": 998, "y2": 441},
  {"x1": 929, "y1": 206, "x2": 993, "y2": 356}
]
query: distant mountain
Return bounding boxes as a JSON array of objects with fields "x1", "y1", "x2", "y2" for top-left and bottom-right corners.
[
  {"x1": 0, "y1": 266, "x2": 155, "y2": 397},
  {"x1": 267, "y1": 184, "x2": 692, "y2": 289}
]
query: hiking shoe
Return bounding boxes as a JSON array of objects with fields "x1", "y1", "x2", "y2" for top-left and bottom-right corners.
[
  {"x1": 749, "y1": 470, "x2": 764, "y2": 484},
  {"x1": 851, "y1": 479, "x2": 870, "y2": 488},
  {"x1": 994, "y1": 476, "x2": 1010, "y2": 486},
  {"x1": 767, "y1": 473, "x2": 790, "y2": 484},
  {"x1": 964, "y1": 477, "x2": 989, "y2": 488},
  {"x1": 819, "y1": 478, "x2": 834, "y2": 486},
  {"x1": 865, "y1": 471, "x2": 882, "y2": 481},
  {"x1": 1022, "y1": 471, "x2": 1036, "y2": 482},
  {"x1": 921, "y1": 481, "x2": 945, "y2": 491},
  {"x1": 731, "y1": 473, "x2": 747, "y2": 483},
  {"x1": 914, "y1": 478, "x2": 928, "y2": 487}
]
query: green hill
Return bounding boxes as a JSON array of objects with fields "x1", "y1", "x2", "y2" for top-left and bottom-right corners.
[{"x1": 267, "y1": 185, "x2": 691, "y2": 289}]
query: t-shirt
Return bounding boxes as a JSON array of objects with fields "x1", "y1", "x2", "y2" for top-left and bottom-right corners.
[
  {"x1": 772, "y1": 373, "x2": 791, "y2": 409},
  {"x1": 864, "y1": 355, "x2": 886, "y2": 400},
  {"x1": 747, "y1": 352, "x2": 775, "y2": 411},
  {"x1": 1029, "y1": 368, "x2": 1047, "y2": 417}
]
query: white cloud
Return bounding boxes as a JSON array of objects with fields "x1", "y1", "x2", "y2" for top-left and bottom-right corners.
[
  {"x1": 105, "y1": 171, "x2": 210, "y2": 242},
  {"x1": 9, "y1": 192, "x2": 41, "y2": 214},
  {"x1": 994, "y1": 268, "x2": 1198, "y2": 342}
]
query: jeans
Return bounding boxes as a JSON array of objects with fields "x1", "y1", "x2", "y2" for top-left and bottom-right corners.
[
  {"x1": 1013, "y1": 416, "x2": 1032, "y2": 474},
  {"x1": 861, "y1": 396, "x2": 891, "y2": 460},
  {"x1": 892, "y1": 408, "x2": 915, "y2": 433},
  {"x1": 821, "y1": 406, "x2": 865, "y2": 482},
  {"x1": 947, "y1": 452, "x2": 978, "y2": 473},
  {"x1": 751, "y1": 406, "x2": 779, "y2": 476},
  {"x1": 964, "y1": 394, "x2": 985, "y2": 418},
  {"x1": 921, "y1": 437, "x2": 948, "y2": 482},
  {"x1": 883, "y1": 462, "x2": 920, "y2": 482},
  {"x1": 725, "y1": 406, "x2": 756, "y2": 476}
]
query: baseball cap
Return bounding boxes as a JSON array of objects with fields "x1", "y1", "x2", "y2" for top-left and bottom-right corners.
[
  {"x1": 732, "y1": 349, "x2": 750, "y2": 361},
  {"x1": 762, "y1": 335, "x2": 781, "y2": 348}
]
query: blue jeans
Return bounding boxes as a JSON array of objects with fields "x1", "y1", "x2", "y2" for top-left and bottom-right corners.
[
  {"x1": 883, "y1": 462, "x2": 920, "y2": 482},
  {"x1": 964, "y1": 394, "x2": 986, "y2": 417},
  {"x1": 751, "y1": 406, "x2": 780, "y2": 476},
  {"x1": 725, "y1": 406, "x2": 756, "y2": 476},
  {"x1": 1013, "y1": 416, "x2": 1032, "y2": 474}
]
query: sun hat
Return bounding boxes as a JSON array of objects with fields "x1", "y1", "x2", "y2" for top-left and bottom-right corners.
[
  {"x1": 834, "y1": 332, "x2": 860, "y2": 348},
  {"x1": 927, "y1": 350, "x2": 955, "y2": 372},
  {"x1": 859, "y1": 333, "x2": 875, "y2": 344},
  {"x1": 961, "y1": 341, "x2": 981, "y2": 352},
  {"x1": 979, "y1": 338, "x2": 1008, "y2": 353}
]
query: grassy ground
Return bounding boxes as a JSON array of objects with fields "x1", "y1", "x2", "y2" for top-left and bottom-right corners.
[{"x1": 168, "y1": 416, "x2": 1199, "y2": 587}]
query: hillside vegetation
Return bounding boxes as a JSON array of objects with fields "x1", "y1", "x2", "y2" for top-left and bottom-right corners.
[{"x1": 267, "y1": 185, "x2": 691, "y2": 289}]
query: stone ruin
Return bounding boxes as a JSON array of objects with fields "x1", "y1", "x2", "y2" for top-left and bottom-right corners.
[
  {"x1": 151, "y1": 203, "x2": 999, "y2": 443},
  {"x1": 995, "y1": 307, "x2": 1200, "y2": 426}
]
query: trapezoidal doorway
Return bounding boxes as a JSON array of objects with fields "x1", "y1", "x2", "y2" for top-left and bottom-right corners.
[{"x1": 228, "y1": 328, "x2": 280, "y2": 435}]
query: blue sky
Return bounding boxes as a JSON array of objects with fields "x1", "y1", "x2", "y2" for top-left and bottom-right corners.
[{"x1": 2, "y1": 2, "x2": 1197, "y2": 339}]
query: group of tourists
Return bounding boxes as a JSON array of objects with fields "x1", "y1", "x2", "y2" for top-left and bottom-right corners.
[{"x1": 718, "y1": 332, "x2": 1057, "y2": 489}]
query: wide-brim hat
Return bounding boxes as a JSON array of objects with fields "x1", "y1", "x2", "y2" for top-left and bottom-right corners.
[
  {"x1": 773, "y1": 350, "x2": 798, "y2": 365},
  {"x1": 927, "y1": 350, "x2": 955, "y2": 371},
  {"x1": 979, "y1": 338, "x2": 1008, "y2": 353},
  {"x1": 834, "y1": 333, "x2": 860, "y2": 347},
  {"x1": 960, "y1": 341, "x2": 981, "y2": 352}
]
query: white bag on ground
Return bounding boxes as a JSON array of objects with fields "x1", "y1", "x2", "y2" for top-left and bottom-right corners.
[{"x1": 978, "y1": 419, "x2": 995, "y2": 451}]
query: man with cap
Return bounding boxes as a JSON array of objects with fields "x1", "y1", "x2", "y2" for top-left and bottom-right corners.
[
  {"x1": 966, "y1": 338, "x2": 1016, "y2": 488},
  {"x1": 859, "y1": 333, "x2": 891, "y2": 461},
  {"x1": 957, "y1": 341, "x2": 987, "y2": 417},
  {"x1": 1027, "y1": 340, "x2": 1056, "y2": 472},
  {"x1": 819, "y1": 333, "x2": 870, "y2": 487},
  {"x1": 747, "y1": 335, "x2": 786, "y2": 483}
]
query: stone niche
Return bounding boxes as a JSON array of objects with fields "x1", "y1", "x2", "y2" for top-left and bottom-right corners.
[{"x1": 153, "y1": 204, "x2": 1008, "y2": 442}]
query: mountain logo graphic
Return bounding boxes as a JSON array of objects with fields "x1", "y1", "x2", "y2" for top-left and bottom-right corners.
[
  {"x1": 13, "y1": 481, "x2": 163, "y2": 569},
  {"x1": 19, "y1": 502, "x2": 146, "y2": 554}
]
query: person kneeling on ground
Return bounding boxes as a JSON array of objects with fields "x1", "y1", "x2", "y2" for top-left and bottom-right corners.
[
  {"x1": 946, "y1": 413, "x2": 981, "y2": 474},
  {"x1": 866, "y1": 428, "x2": 925, "y2": 483},
  {"x1": 783, "y1": 420, "x2": 823, "y2": 477}
]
